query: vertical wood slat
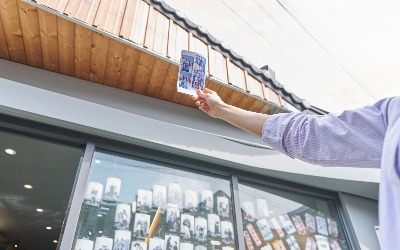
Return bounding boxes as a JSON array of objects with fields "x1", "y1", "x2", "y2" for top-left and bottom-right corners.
[
  {"x1": 57, "y1": 16, "x2": 75, "y2": 76},
  {"x1": 263, "y1": 85, "x2": 280, "y2": 105},
  {"x1": 0, "y1": 0, "x2": 27, "y2": 64},
  {"x1": 65, "y1": 0, "x2": 101, "y2": 25},
  {"x1": 74, "y1": 24, "x2": 91, "y2": 80},
  {"x1": 0, "y1": 13, "x2": 10, "y2": 60},
  {"x1": 120, "y1": 0, "x2": 149, "y2": 45},
  {"x1": 103, "y1": 39, "x2": 126, "y2": 87},
  {"x1": 167, "y1": 23, "x2": 189, "y2": 62},
  {"x1": 209, "y1": 48, "x2": 228, "y2": 83},
  {"x1": 37, "y1": 0, "x2": 68, "y2": 13},
  {"x1": 189, "y1": 35, "x2": 208, "y2": 74},
  {"x1": 90, "y1": 32, "x2": 109, "y2": 84},
  {"x1": 158, "y1": 63, "x2": 179, "y2": 101},
  {"x1": 117, "y1": 46, "x2": 141, "y2": 91},
  {"x1": 132, "y1": 52, "x2": 156, "y2": 94},
  {"x1": 144, "y1": 7, "x2": 169, "y2": 55},
  {"x1": 17, "y1": 1, "x2": 43, "y2": 68},
  {"x1": 145, "y1": 58, "x2": 170, "y2": 98},
  {"x1": 38, "y1": 9, "x2": 59, "y2": 72},
  {"x1": 143, "y1": 6, "x2": 156, "y2": 49},
  {"x1": 93, "y1": 0, "x2": 128, "y2": 34},
  {"x1": 245, "y1": 72, "x2": 264, "y2": 98},
  {"x1": 166, "y1": 19, "x2": 176, "y2": 59},
  {"x1": 227, "y1": 60, "x2": 246, "y2": 90}
]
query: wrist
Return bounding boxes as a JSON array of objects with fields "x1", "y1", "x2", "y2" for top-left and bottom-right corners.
[{"x1": 214, "y1": 102, "x2": 231, "y2": 119}]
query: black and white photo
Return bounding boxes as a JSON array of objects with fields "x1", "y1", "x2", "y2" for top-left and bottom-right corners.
[
  {"x1": 153, "y1": 184, "x2": 167, "y2": 208},
  {"x1": 180, "y1": 243, "x2": 194, "y2": 250},
  {"x1": 207, "y1": 214, "x2": 220, "y2": 237},
  {"x1": 165, "y1": 234, "x2": 180, "y2": 250},
  {"x1": 74, "y1": 239, "x2": 94, "y2": 250},
  {"x1": 103, "y1": 177, "x2": 121, "y2": 202},
  {"x1": 194, "y1": 217, "x2": 207, "y2": 242},
  {"x1": 137, "y1": 189, "x2": 153, "y2": 212},
  {"x1": 94, "y1": 237, "x2": 113, "y2": 250},
  {"x1": 113, "y1": 230, "x2": 131, "y2": 250},
  {"x1": 149, "y1": 238, "x2": 165, "y2": 250},
  {"x1": 168, "y1": 182, "x2": 182, "y2": 205},
  {"x1": 217, "y1": 196, "x2": 229, "y2": 218},
  {"x1": 221, "y1": 221, "x2": 234, "y2": 244},
  {"x1": 180, "y1": 213, "x2": 194, "y2": 239},
  {"x1": 134, "y1": 213, "x2": 150, "y2": 238},
  {"x1": 194, "y1": 246, "x2": 206, "y2": 250},
  {"x1": 184, "y1": 190, "x2": 198, "y2": 212},
  {"x1": 166, "y1": 207, "x2": 180, "y2": 232},
  {"x1": 315, "y1": 235, "x2": 330, "y2": 250},
  {"x1": 131, "y1": 241, "x2": 147, "y2": 250},
  {"x1": 114, "y1": 203, "x2": 131, "y2": 230},
  {"x1": 201, "y1": 190, "x2": 213, "y2": 212},
  {"x1": 84, "y1": 182, "x2": 103, "y2": 206},
  {"x1": 256, "y1": 198, "x2": 269, "y2": 218}
]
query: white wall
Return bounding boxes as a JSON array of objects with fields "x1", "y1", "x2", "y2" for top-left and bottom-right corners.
[{"x1": 339, "y1": 192, "x2": 380, "y2": 250}]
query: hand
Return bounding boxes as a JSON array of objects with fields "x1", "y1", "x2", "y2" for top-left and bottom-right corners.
[{"x1": 192, "y1": 88, "x2": 227, "y2": 118}]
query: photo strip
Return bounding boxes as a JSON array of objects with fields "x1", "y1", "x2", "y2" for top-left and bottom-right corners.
[
  {"x1": 153, "y1": 184, "x2": 167, "y2": 208},
  {"x1": 195, "y1": 217, "x2": 208, "y2": 242},
  {"x1": 103, "y1": 177, "x2": 121, "y2": 202},
  {"x1": 137, "y1": 189, "x2": 153, "y2": 212},
  {"x1": 114, "y1": 203, "x2": 131, "y2": 230},
  {"x1": 149, "y1": 238, "x2": 165, "y2": 250},
  {"x1": 181, "y1": 214, "x2": 195, "y2": 239},
  {"x1": 84, "y1": 182, "x2": 103, "y2": 206},
  {"x1": 113, "y1": 230, "x2": 131, "y2": 250},
  {"x1": 94, "y1": 237, "x2": 113, "y2": 250},
  {"x1": 134, "y1": 213, "x2": 150, "y2": 239},
  {"x1": 165, "y1": 234, "x2": 180, "y2": 250},
  {"x1": 177, "y1": 51, "x2": 207, "y2": 95},
  {"x1": 74, "y1": 239, "x2": 93, "y2": 250},
  {"x1": 131, "y1": 241, "x2": 147, "y2": 250}
]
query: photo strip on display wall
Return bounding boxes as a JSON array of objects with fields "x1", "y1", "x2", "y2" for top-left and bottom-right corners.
[{"x1": 177, "y1": 51, "x2": 207, "y2": 95}]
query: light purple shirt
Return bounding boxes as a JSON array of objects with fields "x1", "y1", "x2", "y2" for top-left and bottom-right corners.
[{"x1": 262, "y1": 96, "x2": 400, "y2": 250}]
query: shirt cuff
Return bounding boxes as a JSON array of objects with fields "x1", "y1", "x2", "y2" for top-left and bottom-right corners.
[{"x1": 262, "y1": 112, "x2": 298, "y2": 157}]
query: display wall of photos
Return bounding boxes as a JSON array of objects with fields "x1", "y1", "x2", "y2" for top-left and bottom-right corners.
[
  {"x1": 238, "y1": 183, "x2": 350, "y2": 250},
  {"x1": 73, "y1": 150, "x2": 236, "y2": 250}
]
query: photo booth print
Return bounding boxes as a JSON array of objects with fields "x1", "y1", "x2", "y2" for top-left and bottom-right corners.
[
  {"x1": 153, "y1": 184, "x2": 167, "y2": 208},
  {"x1": 94, "y1": 237, "x2": 113, "y2": 250},
  {"x1": 84, "y1": 182, "x2": 103, "y2": 206},
  {"x1": 180, "y1": 242, "x2": 194, "y2": 250},
  {"x1": 113, "y1": 230, "x2": 131, "y2": 250},
  {"x1": 114, "y1": 203, "x2": 131, "y2": 230},
  {"x1": 74, "y1": 239, "x2": 94, "y2": 250},
  {"x1": 131, "y1": 241, "x2": 147, "y2": 250},
  {"x1": 103, "y1": 177, "x2": 121, "y2": 202},
  {"x1": 177, "y1": 50, "x2": 207, "y2": 95}
]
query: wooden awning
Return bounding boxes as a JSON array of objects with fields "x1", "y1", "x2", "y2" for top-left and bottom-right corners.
[{"x1": 0, "y1": 0, "x2": 306, "y2": 114}]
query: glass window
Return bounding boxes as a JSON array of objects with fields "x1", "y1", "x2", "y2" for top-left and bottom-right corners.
[
  {"x1": 238, "y1": 182, "x2": 350, "y2": 250},
  {"x1": 72, "y1": 150, "x2": 236, "y2": 250}
]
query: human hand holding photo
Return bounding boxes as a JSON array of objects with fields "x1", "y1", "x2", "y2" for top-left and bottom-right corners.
[{"x1": 192, "y1": 88, "x2": 227, "y2": 118}]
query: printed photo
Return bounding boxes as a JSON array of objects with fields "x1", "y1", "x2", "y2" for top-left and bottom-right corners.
[
  {"x1": 137, "y1": 189, "x2": 153, "y2": 212},
  {"x1": 207, "y1": 214, "x2": 221, "y2": 237},
  {"x1": 194, "y1": 54, "x2": 206, "y2": 74},
  {"x1": 131, "y1": 241, "x2": 147, "y2": 250},
  {"x1": 114, "y1": 203, "x2": 131, "y2": 230},
  {"x1": 166, "y1": 207, "x2": 180, "y2": 232},
  {"x1": 103, "y1": 177, "x2": 121, "y2": 202},
  {"x1": 84, "y1": 182, "x2": 103, "y2": 206},
  {"x1": 184, "y1": 190, "x2": 198, "y2": 212},
  {"x1": 271, "y1": 239, "x2": 287, "y2": 250},
  {"x1": 217, "y1": 196, "x2": 229, "y2": 218},
  {"x1": 316, "y1": 216, "x2": 328, "y2": 236},
  {"x1": 246, "y1": 223, "x2": 262, "y2": 247},
  {"x1": 279, "y1": 214, "x2": 297, "y2": 235},
  {"x1": 168, "y1": 182, "x2": 182, "y2": 205},
  {"x1": 201, "y1": 190, "x2": 213, "y2": 212},
  {"x1": 256, "y1": 218, "x2": 274, "y2": 241},
  {"x1": 192, "y1": 73, "x2": 205, "y2": 90},
  {"x1": 260, "y1": 244, "x2": 273, "y2": 250},
  {"x1": 305, "y1": 213, "x2": 316, "y2": 233},
  {"x1": 242, "y1": 200, "x2": 255, "y2": 221},
  {"x1": 327, "y1": 218, "x2": 339, "y2": 238},
  {"x1": 315, "y1": 235, "x2": 330, "y2": 250},
  {"x1": 222, "y1": 247, "x2": 235, "y2": 250},
  {"x1": 113, "y1": 230, "x2": 131, "y2": 250},
  {"x1": 134, "y1": 213, "x2": 150, "y2": 238},
  {"x1": 180, "y1": 243, "x2": 194, "y2": 250},
  {"x1": 180, "y1": 54, "x2": 194, "y2": 73},
  {"x1": 243, "y1": 231, "x2": 254, "y2": 250},
  {"x1": 305, "y1": 237, "x2": 317, "y2": 250},
  {"x1": 149, "y1": 238, "x2": 165, "y2": 250},
  {"x1": 178, "y1": 72, "x2": 192, "y2": 90},
  {"x1": 291, "y1": 215, "x2": 306, "y2": 235},
  {"x1": 270, "y1": 217, "x2": 285, "y2": 238},
  {"x1": 94, "y1": 237, "x2": 113, "y2": 250},
  {"x1": 74, "y1": 239, "x2": 93, "y2": 250},
  {"x1": 286, "y1": 235, "x2": 300, "y2": 250},
  {"x1": 221, "y1": 221, "x2": 234, "y2": 244},
  {"x1": 181, "y1": 214, "x2": 195, "y2": 239},
  {"x1": 165, "y1": 235, "x2": 180, "y2": 250},
  {"x1": 329, "y1": 239, "x2": 343, "y2": 250},
  {"x1": 256, "y1": 198, "x2": 270, "y2": 218},
  {"x1": 195, "y1": 217, "x2": 208, "y2": 242},
  {"x1": 194, "y1": 246, "x2": 206, "y2": 250},
  {"x1": 153, "y1": 184, "x2": 167, "y2": 208}
]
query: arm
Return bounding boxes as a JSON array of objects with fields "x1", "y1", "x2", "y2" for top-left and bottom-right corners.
[{"x1": 192, "y1": 88, "x2": 268, "y2": 137}]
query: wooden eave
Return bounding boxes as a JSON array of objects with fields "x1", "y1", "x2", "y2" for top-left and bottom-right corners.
[{"x1": 0, "y1": 0, "x2": 293, "y2": 114}]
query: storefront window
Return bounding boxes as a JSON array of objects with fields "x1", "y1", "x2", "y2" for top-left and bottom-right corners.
[
  {"x1": 238, "y1": 182, "x2": 350, "y2": 250},
  {"x1": 72, "y1": 150, "x2": 236, "y2": 250}
]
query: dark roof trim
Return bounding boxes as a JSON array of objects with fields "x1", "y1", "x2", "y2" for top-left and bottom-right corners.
[{"x1": 147, "y1": 0, "x2": 310, "y2": 111}]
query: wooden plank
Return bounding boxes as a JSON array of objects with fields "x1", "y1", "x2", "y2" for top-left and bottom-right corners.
[
  {"x1": 132, "y1": 52, "x2": 156, "y2": 94},
  {"x1": 216, "y1": 84, "x2": 235, "y2": 104},
  {"x1": 0, "y1": 13, "x2": 10, "y2": 60},
  {"x1": 225, "y1": 88, "x2": 246, "y2": 107},
  {"x1": 166, "y1": 20, "x2": 176, "y2": 59},
  {"x1": 37, "y1": 0, "x2": 68, "y2": 13},
  {"x1": 117, "y1": 46, "x2": 141, "y2": 91},
  {"x1": 238, "y1": 95, "x2": 256, "y2": 110},
  {"x1": 173, "y1": 25, "x2": 189, "y2": 61},
  {"x1": 17, "y1": 1, "x2": 43, "y2": 68},
  {"x1": 228, "y1": 60, "x2": 246, "y2": 90},
  {"x1": 0, "y1": 0, "x2": 27, "y2": 64},
  {"x1": 57, "y1": 16, "x2": 75, "y2": 76},
  {"x1": 143, "y1": 6, "x2": 156, "y2": 49},
  {"x1": 158, "y1": 63, "x2": 179, "y2": 101},
  {"x1": 89, "y1": 32, "x2": 109, "y2": 84},
  {"x1": 259, "y1": 103, "x2": 270, "y2": 114},
  {"x1": 153, "y1": 11, "x2": 169, "y2": 55},
  {"x1": 120, "y1": 0, "x2": 149, "y2": 45},
  {"x1": 146, "y1": 58, "x2": 170, "y2": 98},
  {"x1": 66, "y1": 0, "x2": 101, "y2": 25},
  {"x1": 37, "y1": 9, "x2": 59, "y2": 72},
  {"x1": 103, "y1": 39, "x2": 126, "y2": 88},
  {"x1": 74, "y1": 25, "x2": 92, "y2": 80},
  {"x1": 245, "y1": 72, "x2": 264, "y2": 98},
  {"x1": 248, "y1": 99, "x2": 266, "y2": 113}
]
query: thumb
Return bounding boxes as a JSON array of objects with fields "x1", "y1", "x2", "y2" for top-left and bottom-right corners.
[{"x1": 197, "y1": 89, "x2": 208, "y2": 99}]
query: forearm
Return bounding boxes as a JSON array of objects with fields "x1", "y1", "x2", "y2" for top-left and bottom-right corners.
[{"x1": 216, "y1": 104, "x2": 268, "y2": 137}]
